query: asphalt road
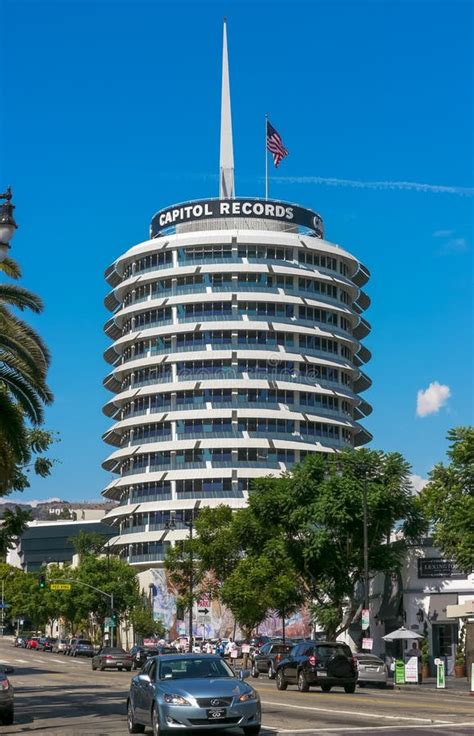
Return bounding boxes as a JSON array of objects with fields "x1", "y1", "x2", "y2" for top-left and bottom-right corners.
[{"x1": 0, "y1": 639, "x2": 473, "y2": 735}]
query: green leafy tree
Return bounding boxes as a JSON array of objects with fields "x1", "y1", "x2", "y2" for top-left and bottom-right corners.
[
  {"x1": 70, "y1": 531, "x2": 107, "y2": 559},
  {"x1": 130, "y1": 606, "x2": 165, "y2": 638},
  {"x1": 0, "y1": 507, "x2": 32, "y2": 558},
  {"x1": 247, "y1": 450, "x2": 426, "y2": 638},
  {"x1": 0, "y1": 427, "x2": 59, "y2": 496},
  {"x1": 420, "y1": 427, "x2": 474, "y2": 573}
]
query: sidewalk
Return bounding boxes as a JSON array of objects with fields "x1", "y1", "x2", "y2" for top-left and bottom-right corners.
[{"x1": 394, "y1": 676, "x2": 472, "y2": 697}]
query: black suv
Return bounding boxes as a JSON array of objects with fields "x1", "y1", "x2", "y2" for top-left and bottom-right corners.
[
  {"x1": 129, "y1": 645, "x2": 176, "y2": 670},
  {"x1": 275, "y1": 641, "x2": 357, "y2": 693},
  {"x1": 251, "y1": 641, "x2": 294, "y2": 679}
]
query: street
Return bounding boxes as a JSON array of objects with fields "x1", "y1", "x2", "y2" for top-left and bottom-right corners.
[{"x1": 0, "y1": 639, "x2": 472, "y2": 735}]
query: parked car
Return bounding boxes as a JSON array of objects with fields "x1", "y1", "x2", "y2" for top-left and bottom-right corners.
[
  {"x1": 251, "y1": 642, "x2": 294, "y2": 679},
  {"x1": 354, "y1": 653, "x2": 388, "y2": 688},
  {"x1": 92, "y1": 647, "x2": 133, "y2": 672},
  {"x1": 126, "y1": 654, "x2": 261, "y2": 735},
  {"x1": 71, "y1": 639, "x2": 94, "y2": 657},
  {"x1": 26, "y1": 637, "x2": 40, "y2": 650},
  {"x1": 64, "y1": 638, "x2": 77, "y2": 656},
  {"x1": 37, "y1": 637, "x2": 53, "y2": 652},
  {"x1": 130, "y1": 645, "x2": 177, "y2": 670},
  {"x1": 13, "y1": 637, "x2": 25, "y2": 648},
  {"x1": 275, "y1": 641, "x2": 357, "y2": 693},
  {"x1": 53, "y1": 638, "x2": 68, "y2": 654},
  {"x1": 0, "y1": 665, "x2": 14, "y2": 725}
]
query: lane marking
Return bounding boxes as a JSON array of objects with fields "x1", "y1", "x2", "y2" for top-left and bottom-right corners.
[
  {"x1": 264, "y1": 723, "x2": 474, "y2": 733},
  {"x1": 260, "y1": 700, "x2": 454, "y2": 724},
  {"x1": 14, "y1": 658, "x2": 28, "y2": 663}
]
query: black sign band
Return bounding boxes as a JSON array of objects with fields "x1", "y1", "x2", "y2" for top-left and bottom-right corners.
[{"x1": 151, "y1": 198, "x2": 324, "y2": 239}]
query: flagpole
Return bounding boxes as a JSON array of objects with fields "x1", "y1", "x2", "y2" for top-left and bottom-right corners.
[{"x1": 265, "y1": 114, "x2": 269, "y2": 200}]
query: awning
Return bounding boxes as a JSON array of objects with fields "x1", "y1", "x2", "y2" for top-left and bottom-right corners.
[{"x1": 428, "y1": 594, "x2": 457, "y2": 622}]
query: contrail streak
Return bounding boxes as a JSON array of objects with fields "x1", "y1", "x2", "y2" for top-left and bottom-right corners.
[{"x1": 270, "y1": 176, "x2": 474, "y2": 196}]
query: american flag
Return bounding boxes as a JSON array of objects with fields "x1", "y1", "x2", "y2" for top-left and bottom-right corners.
[{"x1": 266, "y1": 120, "x2": 288, "y2": 168}]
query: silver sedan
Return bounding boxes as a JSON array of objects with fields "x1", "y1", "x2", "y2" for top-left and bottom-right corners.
[
  {"x1": 355, "y1": 654, "x2": 388, "y2": 688},
  {"x1": 127, "y1": 654, "x2": 261, "y2": 736}
]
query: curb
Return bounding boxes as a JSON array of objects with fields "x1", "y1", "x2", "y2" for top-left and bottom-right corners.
[{"x1": 394, "y1": 684, "x2": 471, "y2": 697}]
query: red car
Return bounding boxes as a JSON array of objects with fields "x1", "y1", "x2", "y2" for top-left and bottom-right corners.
[{"x1": 26, "y1": 637, "x2": 39, "y2": 650}]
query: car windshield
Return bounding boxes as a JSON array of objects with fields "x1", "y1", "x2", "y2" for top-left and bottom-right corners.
[
  {"x1": 272, "y1": 645, "x2": 292, "y2": 653},
  {"x1": 77, "y1": 640, "x2": 92, "y2": 645},
  {"x1": 102, "y1": 648, "x2": 126, "y2": 655},
  {"x1": 159, "y1": 657, "x2": 235, "y2": 680}
]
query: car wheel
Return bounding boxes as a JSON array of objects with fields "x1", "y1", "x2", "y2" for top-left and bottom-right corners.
[
  {"x1": 0, "y1": 706, "x2": 13, "y2": 725},
  {"x1": 99, "y1": 665, "x2": 105, "y2": 672},
  {"x1": 378, "y1": 682, "x2": 387, "y2": 689},
  {"x1": 127, "y1": 700, "x2": 145, "y2": 734},
  {"x1": 268, "y1": 663, "x2": 275, "y2": 680},
  {"x1": 152, "y1": 704, "x2": 169, "y2": 736},
  {"x1": 344, "y1": 684, "x2": 356, "y2": 694},
  {"x1": 118, "y1": 667, "x2": 123, "y2": 671},
  {"x1": 276, "y1": 670, "x2": 288, "y2": 691},
  {"x1": 297, "y1": 670, "x2": 310, "y2": 692},
  {"x1": 126, "y1": 667, "x2": 132, "y2": 672},
  {"x1": 243, "y1": 727, "x2": 261, "y2": 736},
  {"x1": 251, "y1": 663, "x2": 259, "y2": 678},
  {"x1": 321, "y1": 684, "x2": 332, "y2": 693},
  {"x1": 92, "y1": 662, "x2": 97, "y2": 670}
]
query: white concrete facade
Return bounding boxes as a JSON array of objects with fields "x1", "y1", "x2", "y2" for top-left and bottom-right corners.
[{"x1": 101, "y1": 210, "x2": 372, "y2": 566}]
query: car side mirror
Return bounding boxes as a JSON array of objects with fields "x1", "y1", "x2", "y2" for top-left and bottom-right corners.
[
  {"x1": 239, "y1": 669, "x2": 251, "y2": 680},
  {"x1": 2, "y1": 666, "x2": 14, "y2": 675},
  {"x1": 138, "y1": 673, "x2": 151, "y2": 683}
]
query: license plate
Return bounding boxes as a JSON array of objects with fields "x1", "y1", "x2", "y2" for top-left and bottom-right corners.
[
  {"x1": 366, "y1": 667, "x2": 378, "y2": 671},
  {"x1": 116, "y1": 661, "x2": 123, "y2": 666},
  {"x1": 317, "y1": 671, "x2": 327, "y2": 677},
  {"x1": 207, "y1": 708, "x2": 226, "y2": 720}
]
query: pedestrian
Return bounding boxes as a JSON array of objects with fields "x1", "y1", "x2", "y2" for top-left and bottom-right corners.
[{"x1": 205, "y1": 640, "x2": 214, "y2": 654}]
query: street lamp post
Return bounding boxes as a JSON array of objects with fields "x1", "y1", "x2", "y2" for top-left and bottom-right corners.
[{"x1": 0, "y1": 187, "x2": 18, "y2": 262}]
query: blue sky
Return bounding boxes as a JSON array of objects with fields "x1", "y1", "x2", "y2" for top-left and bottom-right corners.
[{"x1": 1, "y1": 0, "x2": 472, "y2": 502}]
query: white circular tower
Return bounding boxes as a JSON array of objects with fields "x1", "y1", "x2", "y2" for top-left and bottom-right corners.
[{"x1": 101, "y1": 198, "x2": 372, "y2": 565}]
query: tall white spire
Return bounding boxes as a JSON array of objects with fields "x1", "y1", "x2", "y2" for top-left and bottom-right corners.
[{"x1": 219, "y1": 18, "x2": 235, "y2": 199}]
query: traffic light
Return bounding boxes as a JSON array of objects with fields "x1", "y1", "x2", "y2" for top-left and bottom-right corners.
[
  {"x1": 38, "y1": 574, "x2": 46, "y2": 590},
  {"x1": 111, "y1": 614, "x2": 116, "y2": 627}
]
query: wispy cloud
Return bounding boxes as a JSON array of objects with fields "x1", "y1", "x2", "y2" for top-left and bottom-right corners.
[
  {"x1": 439, "y1": 237, "x2": 469, "y2": 255},
  {"x1": 270, "y1": 176, "x2": 474, "y2": 197},
  {"x1": 433, "y1": 229, "x2": 453, "y2": 238},
  {"x1": 416, "y1": 381, "x2": 451, "y2": 418}
]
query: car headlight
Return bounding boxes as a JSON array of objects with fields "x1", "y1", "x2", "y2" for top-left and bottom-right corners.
[
  {"x1": 239, "y1": 689, "x2": 258, "y2": 702},
  {"x1": 163, "y1": 693, "x2": 191, "y2": 706}
]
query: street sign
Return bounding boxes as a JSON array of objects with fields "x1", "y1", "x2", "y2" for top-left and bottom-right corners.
[
  {"x1": 198, "y1": 607, "x2": 209, "y2": 615},
  {"x1": 394, "y1": 660, "x2": 405, "y2": 684},
  {"x1": 0, "y1": 604, "x2": 10, "y2": 609},
  {"x1": 361, "y1": 609, "x2": 370, "y2": 630},
  {"x1": 405, "y1": 656, "x2": 418, "y2": 683},
  {"x1": 197, "y1": 595, "x2": 210, "y2": 609},
  {"x1": 104, "y1": 617, "x2": 114, "y2": 628},
  {"x1": 436, "y1": 662, "x2": 445, "y2": 689},
  {"x1": 50, "y1": 583, "x2": 71, "y2": 591},
  {"x1": 362, "y1": 637, "x2": 373, "y2": 651}
]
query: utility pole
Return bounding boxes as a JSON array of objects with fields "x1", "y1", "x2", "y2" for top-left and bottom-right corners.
[
  {"x1": 362, "y1": 469, "x2": 370, "y2": 635},
  {"x1": 1, "y1": 579, "x2": 4, "y2": 637}
]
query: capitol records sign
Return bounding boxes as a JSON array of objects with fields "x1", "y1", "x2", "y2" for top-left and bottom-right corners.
[{"x1": 151, "y1": 198, "x2": 324, "y2": 238}]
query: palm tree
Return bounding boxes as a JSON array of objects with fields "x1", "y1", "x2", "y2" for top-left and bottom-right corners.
[{"x1": 0, "y1": 257, "x2": 53, "y2": 462}]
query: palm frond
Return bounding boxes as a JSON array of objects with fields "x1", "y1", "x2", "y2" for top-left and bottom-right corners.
[
  {"x1": 0, "y1": 366, "x2": 46, "y2": 424},
  {"x1": 0, "y1": 310, "x2": 51, "y2": 368},
  {"x1": 0, "y1": 258, "x2": 22, "y2": 280},
  {"x1": 0, "y1": 284, "x2": 44, "y2": 313},
  {"x1": 0, "y1": 391, "x2": 29, "y2": 460}
]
